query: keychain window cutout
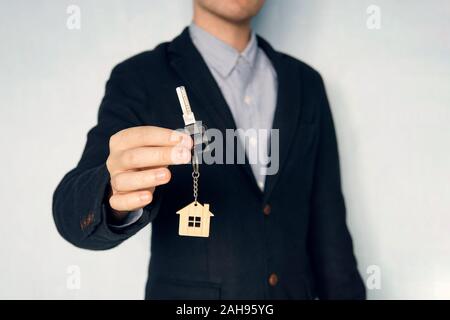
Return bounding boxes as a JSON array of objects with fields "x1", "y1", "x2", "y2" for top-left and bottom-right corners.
[
  {"x1": 188, "y1": 216, "x2": 201, "y2": 228},
  {"x1": 175, "y1": 86, "x2": 214, "y2": 238}
]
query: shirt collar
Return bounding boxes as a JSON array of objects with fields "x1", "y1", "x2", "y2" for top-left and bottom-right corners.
[{"x1": 189, "y1": 23, "x2": 258, "y2": 78}]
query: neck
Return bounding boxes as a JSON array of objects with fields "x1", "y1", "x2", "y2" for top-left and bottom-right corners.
[{"x1": 193, "y1": 8, "x2": 251, "y2": 52}]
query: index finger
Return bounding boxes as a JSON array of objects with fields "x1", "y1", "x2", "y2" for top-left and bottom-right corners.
[{"x1": 110, "y1": 126, "x2": 192, "y2": 151}]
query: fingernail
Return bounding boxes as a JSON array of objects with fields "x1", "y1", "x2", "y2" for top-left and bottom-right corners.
[
  {"x1": 156, "y1": 171, "x2": 167, "y2": 180},
  {"x1": 181, "y1": 135, "x2": 193, "y2": 148},
  {"x1": 170, "y1": 132, "x2": 185, "y2": 142},
  {"x1": 170, "y1": 132, "x2": 192, "y2": 148},
  {"x1": 140, "y1": 193, "x2": 150, "y2": 201},
  {"x1": 176, "y1": 148, "x2": 190, "y2": 162}
]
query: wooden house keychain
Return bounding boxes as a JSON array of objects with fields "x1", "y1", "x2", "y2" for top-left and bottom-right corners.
[{"x1": 175, "y1": 86, "x2": 214, "y2": 238}]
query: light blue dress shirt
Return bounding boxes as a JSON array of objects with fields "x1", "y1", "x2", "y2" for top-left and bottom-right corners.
[{"x1": 111, "y1": 23, "x2": 278, "y2": 228}]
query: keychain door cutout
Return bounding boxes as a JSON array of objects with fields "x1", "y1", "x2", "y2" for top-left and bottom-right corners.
[{"x1": 177, "y1": 202, "x2": 214, "y2": 238}]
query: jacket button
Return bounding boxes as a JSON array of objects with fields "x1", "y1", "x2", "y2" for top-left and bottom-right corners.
[
  {"x1": 268, "y1": 273, "x2": 278, "y2": 286},
  {"x1": 263, "y1": 204, "x2": 271, "y2": 216},
  {"x1": 86, "y1": 212, "x2": 94, "y2": 225},
  {"x1": 80, "y1": 212, "x2": 95, "y2": 230}
]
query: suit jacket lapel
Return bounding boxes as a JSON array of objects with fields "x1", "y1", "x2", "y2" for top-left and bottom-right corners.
[{"x1": 258, "y1": 37, "x2": 303, "y2": 202}]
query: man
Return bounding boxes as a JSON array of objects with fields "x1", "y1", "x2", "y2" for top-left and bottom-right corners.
[{"x1": 53, "y1": 0, "x2": 366, "y2": 299}]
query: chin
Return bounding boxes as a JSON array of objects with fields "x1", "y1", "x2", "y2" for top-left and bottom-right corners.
[{"x1": 198, "y1": 0, "x2": 265, "y2": 23}]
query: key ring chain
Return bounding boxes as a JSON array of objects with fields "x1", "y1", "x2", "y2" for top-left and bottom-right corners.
[{"x1": 192, "y1": 171, "x2": 200, "y2": 205}]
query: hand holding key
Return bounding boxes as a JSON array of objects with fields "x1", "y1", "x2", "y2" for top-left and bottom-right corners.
[{"x1": 106, "y1": 126, "x2": 192, "y2": 215}]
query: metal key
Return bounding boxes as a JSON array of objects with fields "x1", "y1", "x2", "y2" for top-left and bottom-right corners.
[{"x1": 175, "y1": 86, "x2": 209, "y2": 153}]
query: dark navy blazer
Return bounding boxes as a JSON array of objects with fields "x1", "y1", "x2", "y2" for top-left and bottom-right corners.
[{"x1": 53, "y1": 28, "x2": 366, "y2": 300}]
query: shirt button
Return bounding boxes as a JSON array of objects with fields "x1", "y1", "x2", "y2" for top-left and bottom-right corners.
[
  {"x1": 244, "y1": 95, "x2": 252, "y2": 105},
  {"x1": 257, "y1": 181, "x2": 264, "y2": 190},
  {"x1": 268, "y1": 273, "x2": 278, "y2": 286},
  {"x1": 263, "y1": 204, "x2": 271, "y2": 216}
]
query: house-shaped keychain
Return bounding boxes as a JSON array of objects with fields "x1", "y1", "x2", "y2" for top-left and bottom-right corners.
[{"x1": 177, "y1": 202, "x2": 214, "y2": 238}]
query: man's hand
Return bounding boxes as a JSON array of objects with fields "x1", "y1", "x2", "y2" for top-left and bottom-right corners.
[{"x1": 106, "y1": 126, "x2": 192, "y2": 217}]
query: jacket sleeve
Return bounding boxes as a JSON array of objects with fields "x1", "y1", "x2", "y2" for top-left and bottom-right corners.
[
  {"x1": 307, "y1": 74, "x2": 366, "y2": 299},
  {"x1": 52, "y1": 62, "x2": 162, "y2": 250}
]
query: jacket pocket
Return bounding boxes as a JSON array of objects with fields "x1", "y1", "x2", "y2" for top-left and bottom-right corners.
[{"x1": 146, "y1": 277, "x2": 221, "y2": 300}]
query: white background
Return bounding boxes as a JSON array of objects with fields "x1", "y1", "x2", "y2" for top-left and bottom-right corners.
[{"x1": 0, "y1": 0, "x2": 449, "y2": 299}]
